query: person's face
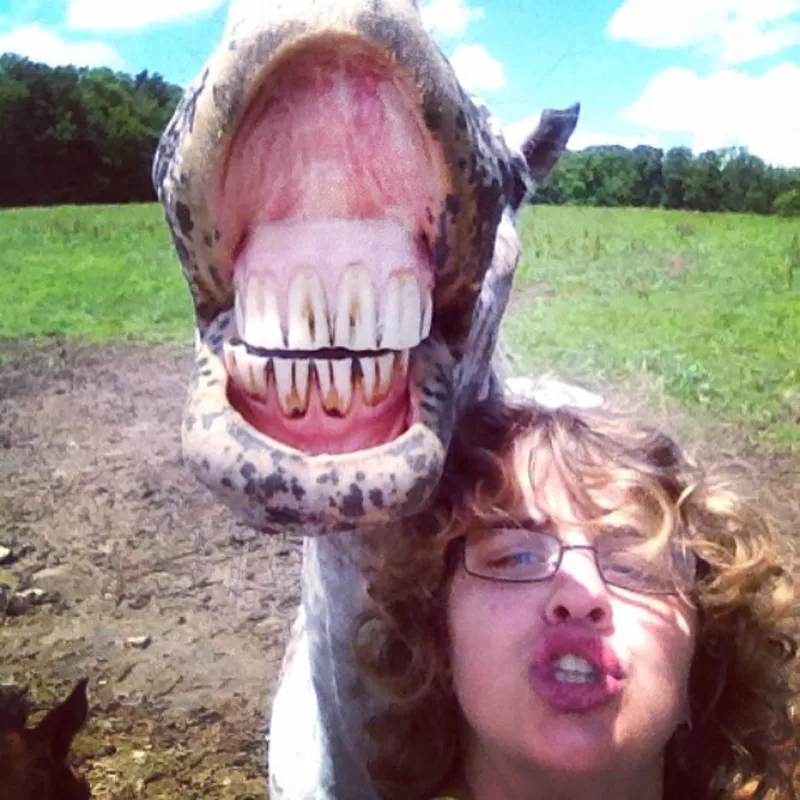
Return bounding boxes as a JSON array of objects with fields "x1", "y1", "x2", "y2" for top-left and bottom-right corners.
[{"x1": 445, "y1": 446, "x2": 697, "y2": 778}]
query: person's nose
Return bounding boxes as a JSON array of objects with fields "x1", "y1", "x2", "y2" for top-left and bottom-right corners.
[{"x1": 543, "y1": 547, "x2": 612, "y2": 626}]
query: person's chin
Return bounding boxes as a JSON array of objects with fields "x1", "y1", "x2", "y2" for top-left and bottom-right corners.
[{"x1": 524, "y1": 706, "x2": 621, "y2": 772}]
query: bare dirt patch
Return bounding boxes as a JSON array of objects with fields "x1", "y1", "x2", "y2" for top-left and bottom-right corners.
[
  {"x1": 1, "y1": 339, "x2": 301, "y2": 798},
  {"x1": 664, "y1": 251, "x2": 694, "y2": 278}
]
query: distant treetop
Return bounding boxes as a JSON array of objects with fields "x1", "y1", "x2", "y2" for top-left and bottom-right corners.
[{"x1": 0, "y1": 54, "x2": 182, "y2": 207}]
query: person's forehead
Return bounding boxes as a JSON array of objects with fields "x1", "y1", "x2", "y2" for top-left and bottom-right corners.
[{"x1": 512, "y1": 436, "x2": 634, "y2": 527}]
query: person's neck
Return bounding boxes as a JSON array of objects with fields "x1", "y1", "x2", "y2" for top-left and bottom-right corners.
[{"x1": 455, "y1": 743, "x2": 664, "y2": 800}]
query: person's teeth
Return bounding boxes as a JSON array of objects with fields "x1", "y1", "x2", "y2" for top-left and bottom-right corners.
[
  {"x1": 554, "y1": 654, "x2": 596, "y2": 673},
  {"x1": 552, "y1": 654, "x2": 599, "y2": 684}
]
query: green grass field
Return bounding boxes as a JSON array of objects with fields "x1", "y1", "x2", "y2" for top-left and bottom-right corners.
[
  {"x1": 1, "y1": 202, "x2": 798, "y2": 446},
  {"x1": 509, "y1": 206, "x2": 800, "y2": 447},
  {"x1": 0, "y1": 203, "x2": 191, "y2": 342}
]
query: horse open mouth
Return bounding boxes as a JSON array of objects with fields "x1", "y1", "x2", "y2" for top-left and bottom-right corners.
[{"x1": 212, "y1": 36, "x2": 451, "y2": 456}]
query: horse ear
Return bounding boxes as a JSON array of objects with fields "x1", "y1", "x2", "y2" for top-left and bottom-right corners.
[
  {"x1": 32, "y1": 679, "x2": 89, "y2": 761},
  {"x1": 520, "y1": 102, "x2": 580, "y2": 184}
]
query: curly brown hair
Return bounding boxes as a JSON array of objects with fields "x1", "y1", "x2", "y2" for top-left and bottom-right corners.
[{"x1": 353, "y1": 397, "x2": 798, "y2": 800}]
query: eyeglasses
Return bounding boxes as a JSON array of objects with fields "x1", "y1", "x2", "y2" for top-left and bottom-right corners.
[{"x1": 456, "y1": 526, "x2": 703, "y2": 595}]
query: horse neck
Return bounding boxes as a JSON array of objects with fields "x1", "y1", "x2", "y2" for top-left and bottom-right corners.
[
  {"x1": 301, "y1": 529, "x2": 377, "y2": 678},
  {"x1": 299, "y1": 530, "x2": 391, "y2": 782}
]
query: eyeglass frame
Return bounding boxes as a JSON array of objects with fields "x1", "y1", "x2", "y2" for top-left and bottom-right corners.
[{"x1": 449, "y1": 526, "x2": 710, "y2": 596}]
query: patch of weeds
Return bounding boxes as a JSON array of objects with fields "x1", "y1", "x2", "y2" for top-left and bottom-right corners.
[
  {"x1": 625, "y1": 351, "x2": 722, "y2": 409},
  {"x1": 587, "y1": 232, "x2": 604, "y2": 261},
  {"x1": 784, "y1": 233, "x2": 799, "y2": 289}
]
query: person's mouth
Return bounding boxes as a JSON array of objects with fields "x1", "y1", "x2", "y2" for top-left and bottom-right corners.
[{"x1": 530, "y1": 626, "x2": 624, "y2": 713}]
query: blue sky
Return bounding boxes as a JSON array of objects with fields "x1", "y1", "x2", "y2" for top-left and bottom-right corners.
[{"x1": 1, "y1": 0, "x2": 799, "y2": 166}]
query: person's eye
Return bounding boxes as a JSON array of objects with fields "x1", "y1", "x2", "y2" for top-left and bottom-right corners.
[
  {"x1": 487, "y1": 549, "x2": 542, "y2": 568},
  {"x1": 604, "y1": 556, "x2": 651, "y2": 577}
]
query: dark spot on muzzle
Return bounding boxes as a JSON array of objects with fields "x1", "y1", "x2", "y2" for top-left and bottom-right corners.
[{"x1": 341, "y1": 483, "x2": 366, "y2": 518}]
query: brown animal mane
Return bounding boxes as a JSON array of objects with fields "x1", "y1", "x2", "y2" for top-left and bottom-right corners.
[{"x1": 0, "y1": 685, "x2": 31, "y2": 730}]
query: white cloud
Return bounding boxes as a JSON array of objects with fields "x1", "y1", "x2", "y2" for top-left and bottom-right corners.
[
  {"x1": 719, "y1": 19, "x2": 800, "y2": 63},
  {"x1": 0, "y1": 23, "x2": 124, "y2": 69},
  {"x1": 449, "y1": 43, "x2": 506, "y2": 92},
  {"x1": 420, "y1": 0, "x2": 485, "y2": 39},
  {"x1": 609, "y1": 0, "x2": 723, "y2": 47},
  {"x1": 624, "y1": 63, "x2": 800, "y2": 166},
  {"x1": 608, "y1": 0, "x2": 800, "y2": 64},
  {"x1": 67, "y1": 0, "x2": 225, "y2": 31}
]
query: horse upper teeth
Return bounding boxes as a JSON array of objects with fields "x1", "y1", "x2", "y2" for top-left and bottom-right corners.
[
  {"x1": 288, "y1": 270, "x2": 330, "y2": 349},
  {"x1": 243, "y1": 274, "x2": 284, "y2": 347},
  {"x1": 380, "y1": 272, "x2": 422, "y2": 349},
  {"x1": 236, "y1": 268, "x2": 430, "y2": 352},
  {"x1": 227, "y1": 265, "x2": 430, "y2": 415},
  {"x1": 334, "y1": 266, "x2": 377, "y2": 349}
]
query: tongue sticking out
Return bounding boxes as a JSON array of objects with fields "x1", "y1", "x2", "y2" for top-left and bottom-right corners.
[{"x1": 212, "y1": 40, "x2": 449, "y2": 455}]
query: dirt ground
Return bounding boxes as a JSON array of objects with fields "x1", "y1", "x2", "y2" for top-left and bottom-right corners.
[
  {"x1": 1, "y1": 340, "x2": 302, "y2": 798},
  {"x1": 0, "y1": 339, "x2": 797, "y2": 799}
]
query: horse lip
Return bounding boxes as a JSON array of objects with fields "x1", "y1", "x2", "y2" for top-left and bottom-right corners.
[{"x1": 181, "y1": 310, "x2": 454, "y2": 532}]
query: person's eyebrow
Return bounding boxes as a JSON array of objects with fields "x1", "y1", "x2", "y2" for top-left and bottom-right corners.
[{"x1": 477, "y1": 516, "x2": 552, "y2": 534}]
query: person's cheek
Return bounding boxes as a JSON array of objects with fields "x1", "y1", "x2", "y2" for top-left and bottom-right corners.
[{"x1": 613, "y1": 601, "x2": 695, "y2": 727}]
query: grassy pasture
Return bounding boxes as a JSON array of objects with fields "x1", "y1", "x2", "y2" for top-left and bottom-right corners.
[
  {"x1": 1, "y1": 202, "x2": 798, "y2": 445},
  {"x1": 0, "y1": 203, "x2": 191, "y2": 342},
  {"x1": 509, "y1": 205, "x2": 800, "y2": 447}
]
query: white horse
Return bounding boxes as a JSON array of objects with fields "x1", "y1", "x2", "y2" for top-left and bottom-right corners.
[{"x1": 153, "y1": 2, "x2": 581, "y2": 796}]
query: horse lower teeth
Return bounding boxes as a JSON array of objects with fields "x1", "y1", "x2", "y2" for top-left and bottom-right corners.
[{"x1": 223, "y1": 340, "x2": 409, "y2": 414}]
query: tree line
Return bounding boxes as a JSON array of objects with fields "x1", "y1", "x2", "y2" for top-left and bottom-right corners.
[
  {"x1": 541, "y1": 144, "x2": 800, "y2": 216},
  {"x1": 0, "y1": 54, "x2": 181, "y2": 206},
  {"x1": 1, "y1": 54, "x2": 799, "y2": 215}
]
